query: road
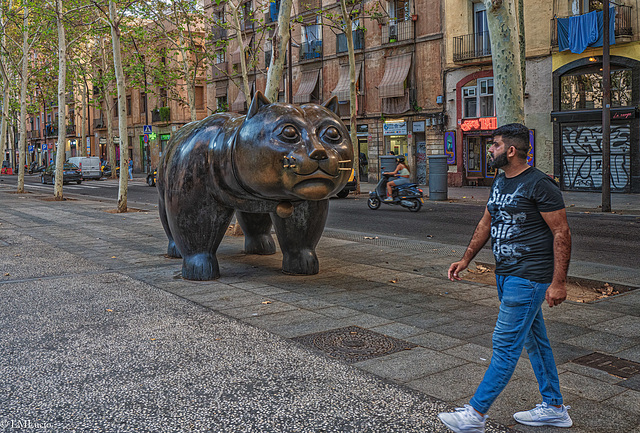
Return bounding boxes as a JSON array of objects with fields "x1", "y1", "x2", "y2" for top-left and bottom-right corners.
[{"x1": 3, "y1": 174, "x2": 639, "y2": 269}]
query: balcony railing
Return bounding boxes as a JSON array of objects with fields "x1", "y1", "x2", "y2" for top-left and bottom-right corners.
[
  {"x1": 93, "y1": 119, "x2": 105, "y2": 130},
  {"x1": 381, "y1": 19, "x2": 413, "y2": 44},
  {"x1": 336, "y1": 30, "x2": 365, "y2": 53},
  {"x1": 211, "y1": 25, "x2": 227, "y2": 40},
  {"x1": 45, "y1": 124, "x2": 58, "y2": 136},
  {"x1": 27, "y1": 130, "x2": 40, "y2": 139},
  {"x1": 300, "y1": 40, "x2": 323, "y2": 60},
  {"x1": 551, "y1": 5, "x2": 633, "y2": 46},
  {"x1": 453, "y1": 31, "x2": 491, "y2": 62},
  {"x1": 152, "y1": 107, "x2": 171, "y2": 123}
]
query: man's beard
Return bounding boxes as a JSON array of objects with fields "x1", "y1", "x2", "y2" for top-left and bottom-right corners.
[{"x1": 489, "y1": 152, "x2": 508, "y2": 169}]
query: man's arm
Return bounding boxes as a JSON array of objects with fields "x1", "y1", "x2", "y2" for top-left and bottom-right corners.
[
  {"x1": 540, "y1": 208, "x2": 572, "y2": 307},
  {"x1": 448, "y1": 207, "x2": 492, "y2": 281}
]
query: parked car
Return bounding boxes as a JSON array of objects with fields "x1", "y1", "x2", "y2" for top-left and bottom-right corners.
[
  {"x1": 68, "y1": 156, "x2": 102, "y2": 180},
  {"x1": 146, "y1": 168, "x2": 157, "y2": 187},
  {"x1": 336, "y1": 168, "x2": 357, "y2": 198},
  {"x1": 41, "y1": 163, "x2": 82, "y2": 185}
]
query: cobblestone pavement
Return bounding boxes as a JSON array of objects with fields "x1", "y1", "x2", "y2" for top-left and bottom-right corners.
[{"x1": 1, "y1": 186, "x2": 639, "y2": 433}]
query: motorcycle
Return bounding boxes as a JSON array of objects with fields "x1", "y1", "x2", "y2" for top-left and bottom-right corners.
[{"x1": 367, "y1": 173, "x2": 424, "y2": 212}]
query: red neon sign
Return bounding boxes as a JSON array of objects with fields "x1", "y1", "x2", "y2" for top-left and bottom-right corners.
[{"x1": 460, "y1": 117, "x2": 497, "y2": 132}]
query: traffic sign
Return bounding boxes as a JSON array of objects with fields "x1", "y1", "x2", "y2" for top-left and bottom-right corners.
[
  {"x1": 143, "y1": 134, "x2": 149, "y2": 143},
  {"x1": 143, "y1": 125, "x2": 152, "y2": 134}
]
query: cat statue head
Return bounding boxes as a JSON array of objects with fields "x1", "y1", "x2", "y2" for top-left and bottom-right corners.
[{"x1": 232, "y1": 91, "x2": 354, "y2": 201}]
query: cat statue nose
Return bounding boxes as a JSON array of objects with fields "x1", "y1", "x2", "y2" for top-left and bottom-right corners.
[{"x1": 309, "y1": 147, "x2": 328, "y2": 160}]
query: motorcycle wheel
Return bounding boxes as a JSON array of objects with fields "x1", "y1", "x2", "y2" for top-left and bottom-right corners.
[
  {"x1": 407, "y1": 199, "x2": 422, "y2": 212},
  {"x1": 367, "y1": 197, "x2": 381, "y2": 210}
]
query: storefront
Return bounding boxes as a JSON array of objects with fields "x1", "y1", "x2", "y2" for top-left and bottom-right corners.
[
  {"x1": 383, "y1": 119, "x2": 408, "y2": 157},
  {"x1": 552, "y1": 55, "x2": 640, "y2": 192}
]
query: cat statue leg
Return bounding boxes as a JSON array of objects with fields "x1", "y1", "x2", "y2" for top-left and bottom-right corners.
[
  {"x1": 236, "y1": 211, "x2": 277, "y2": 255},
  {"x1": 271, "y1": 199, "x2": 329, "y2": 275},
  {"x1": 158, "y1": 192, "x2": 181, "y2": 258}
]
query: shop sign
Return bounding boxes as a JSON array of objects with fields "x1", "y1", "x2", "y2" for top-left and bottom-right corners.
[
  {"x1": 460, "y1": 117, "x2": 497, "y2": 132},
  {"x1": 412, "y1": 121, "x2": 425, "y2": 132},
  {"x1": 383, "y1": 121, "x2": 407, "y2": 136}
]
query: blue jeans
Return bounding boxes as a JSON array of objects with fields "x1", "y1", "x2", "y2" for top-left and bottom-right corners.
[{"x1": 469, "y1": 275, "x2": 563, "y2": 414}]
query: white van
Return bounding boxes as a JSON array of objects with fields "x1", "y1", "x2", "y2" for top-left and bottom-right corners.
[{"x1": 67, "y1": 157, "x2": 102, "y2": 180}]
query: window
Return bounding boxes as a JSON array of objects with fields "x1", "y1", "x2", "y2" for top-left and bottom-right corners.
[
  {"x1": 389, "y1": 0, "x2": 409, "y2": 21},
  {"x1": 560, "y1": 68, "x2": 632, "y2": 110},
  {"x1": 216, "y1": 96, "x2": 227, "y2": 112},
  {"x1": 478, "y1": 78, "x2": 494, "y2": 117},
  {"x1": 215, "y1": 50, "x2": 225, "y2": 64},
  {"x1": 240, "y1": 1, "x2": 253, "y2": 29},
  {"x1": 462, "y1": 86, "x2": 477, "y2": 118},
  {"x1": 126, "y1": 96, "x2": 132, "y2": 116},
  {"x1": 195, "y1": 86, "x2": 204, "y2": 109},
  {"x1": 302, "y1": 20, "x2": 322, "y2": 59},
  {"x1": 140, "y1": 92, "x2": 147, "y2": 114},
  {"x1": 35, "y1": 116, "x2": 40, "y2": 130},
  {"x1": 113, "y1": 98, "x2": 118, "y2": 117}
]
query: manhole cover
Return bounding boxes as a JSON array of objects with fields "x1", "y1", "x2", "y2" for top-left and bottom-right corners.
[
  {"x1": 292, "y1": 326, "x2": 417, "y2": 363},
  {"x1": 572, "y1": 352, "x2": 640, "y2": 379}
]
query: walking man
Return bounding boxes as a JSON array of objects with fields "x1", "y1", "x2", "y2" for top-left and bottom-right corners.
[
  {"x1": 128, "y1": 158, "x2": 134, "y2": 180},
  {"x1": 438, "y1": 123, "x2": 572, "y2": 433}
]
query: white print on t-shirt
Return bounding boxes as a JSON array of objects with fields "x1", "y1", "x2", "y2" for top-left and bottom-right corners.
[{"x1": 487, "y1": 182, "x2": 531, "y2": 265}]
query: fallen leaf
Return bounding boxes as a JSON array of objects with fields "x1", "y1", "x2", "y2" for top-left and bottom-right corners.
[
  {"x1": 111, "y1": 256, "x2": 117, "y2": 259},
  {"x1": 106, "y1": 309, "x2": 113, "y2": 312},
  {"x1": 261, "y1": 300, "x2": 272, "y2": 305},
  {"x1": 389, "y1": 278, "x2": 398, "y2": 283},
  {"x1": 14, "y1": 254, "x2": 20, "y2": 257},
  {"x1": 4, "y1": 273, "x2": 9, "y2": 276},
  {"x1": 363, "y1": 236, "x2": 379, "y2": 240},
  {"x1": 150, "y1": 338, "x2": 156, "y2": 341}
]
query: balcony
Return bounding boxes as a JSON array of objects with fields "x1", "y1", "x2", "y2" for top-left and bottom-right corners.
[
  {"x1": 381, "y1": 19, "x2": 413, "y2": 44},
  {"x1": 212, "y1": 61, "x2": 228, "y2": 80},
  {"x1": 152, "y1": 107, "x2": 171, "y2": 123},
  {"x1": 337, "y1": 95, "x2": 365, "y2": 117},
  {"x1": 211, "y1": 25, "x2": 228, "y2": 41},
  {"x1": 266, "y1": 0, "x2": 280, "y2": 23},
  {"x1": 27, "y1": 130, "x2": 41, "y2": 139},
  {"x1": 93, "y1": 119, "x2": 105, "y2": 130},
  {"x1": 45, "y1": 124, "x2": 58, "y2": 136},
  {"x1": 300, "y1": 40, "x2": 323, "y2": 60},
  {"x1": 551, "y1": 5, "x2": 633, "y2": 46},
  {"x1": 336, "y1": 30, "x2": 365, "y2": 53},
  {"x1": 66, "y1": 124, "x2": 76, "y2": 136},
  {"x1": 453, "y1": 31, "x2": 491, "y2": 62}
]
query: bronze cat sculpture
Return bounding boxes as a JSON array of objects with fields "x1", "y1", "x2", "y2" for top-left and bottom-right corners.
[{"x1": 157, "y1": 91, "x2": 353, "y2": 280}]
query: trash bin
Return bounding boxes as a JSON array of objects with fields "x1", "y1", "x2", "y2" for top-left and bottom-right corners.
[
  {"x1": 379, "y1": 155, "x2": 397, "y2": 177},
  {"x1": 428, "y1": 155, "x2": 448, "y2": 201}
]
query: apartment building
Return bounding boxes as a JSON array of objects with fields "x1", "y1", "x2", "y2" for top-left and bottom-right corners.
[
  {"x1": 206, "y1": 0, "x2": 445, "y2": 184},
  {"x1": 444, "y1": 0, "x2": 639, "y2": 193}
]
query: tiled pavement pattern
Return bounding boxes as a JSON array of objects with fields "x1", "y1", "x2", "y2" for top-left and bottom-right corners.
[{"x1": 1, "y1": 188, "x2": 639, "y2": 432}]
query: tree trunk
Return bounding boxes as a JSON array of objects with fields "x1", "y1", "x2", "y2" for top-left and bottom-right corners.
[
  {"x1": 100, "y1": 38, "x2": 116, "y2": 176},
  {"x1": 17, "y1": 6, "x2": 29, "y2": 194},
  {"x1": 264, "y1": 0, "x2": 293, "y2": 102},
  {"x1": 0, "y1": 2, "x2": 10, "y2": 165},
  {"x1": 54, "y1": 0, "x2": 66, "y2": 200},
  {"x1": 109, "y1": 0, "x2": 128, "y2": 213},
  {"x1": 483, "y1": 0, "x2": 524, "y2": 125},
  {"x1": 339, "y1": 0, "x2": 359, "y2": 193},
  {"x1": 518, "y1": 0, "x2": 526, "y2": 97},
  {"x1": 81, "y1": 79, "x2": 87, "y2": 157},
  {"x1": 231, "y1": 1, "x2": 251, "y2": 99}
]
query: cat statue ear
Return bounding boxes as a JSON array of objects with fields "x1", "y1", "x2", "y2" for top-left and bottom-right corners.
[
  {"x1": 322, "y1": 96, "x2": 339, "y2": 115},
  {"x1": 246, "y1": 91, "x2": 271, "y2": 120}
]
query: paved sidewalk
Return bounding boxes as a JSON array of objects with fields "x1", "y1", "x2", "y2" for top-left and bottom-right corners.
[{"x1": 1, "y1": 186, "x2": 639, "y2": 432}]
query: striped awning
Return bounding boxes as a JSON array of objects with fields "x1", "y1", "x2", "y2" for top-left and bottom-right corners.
[
  {"x1": 331, "y1": 63, "x2": 362, "y2": 102},
  {"x1": 293, "y1": 69, "x2": 319, "y2": 104},
  {"x1": 231, "y1": 81, "x2": 254, "y2": 113},
  {"x1": 216, "y1": 80, "x2": 228, "y2": 97},
  {"x1": 378, "y1": 53, "x2": 412, "y2": 99}
]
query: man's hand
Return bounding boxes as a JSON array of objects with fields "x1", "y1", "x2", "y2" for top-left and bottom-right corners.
[
  {"x1": 448, "y1": 260, "x2": 469, "y2": 281},
  {"x1": 546, "y1": 283, "x2": 567, "y2": 307}
]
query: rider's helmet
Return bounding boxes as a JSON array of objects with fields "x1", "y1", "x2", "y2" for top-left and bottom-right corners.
[{"x1": 396, "y1": 156, "x2": 405, "y2": 164}]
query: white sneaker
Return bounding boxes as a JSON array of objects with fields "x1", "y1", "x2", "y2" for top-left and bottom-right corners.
[
  {"x1": 513, "y1": 402, "x2": 573, "y2": 427},
  {"x1": 383, "y1": 197, "x2": 393, "y2": 202},
  {"x1": 438, "y1": 404, "x2": 487, "y2": 433}
]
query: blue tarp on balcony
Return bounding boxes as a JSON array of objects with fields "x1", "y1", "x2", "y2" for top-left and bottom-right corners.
[{"x1": 557, "y1": 7, "x2": 615, "y2": 54}]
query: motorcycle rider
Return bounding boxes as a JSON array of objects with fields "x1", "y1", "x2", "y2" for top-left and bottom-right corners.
[{"x1": 383, "y1": 156, "x2": 410, "y2": 201}]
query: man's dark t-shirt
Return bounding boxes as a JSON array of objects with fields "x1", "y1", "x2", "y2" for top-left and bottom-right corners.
[{"x1": 487, "y1": 167, "x2": 565, "y2": 283}]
